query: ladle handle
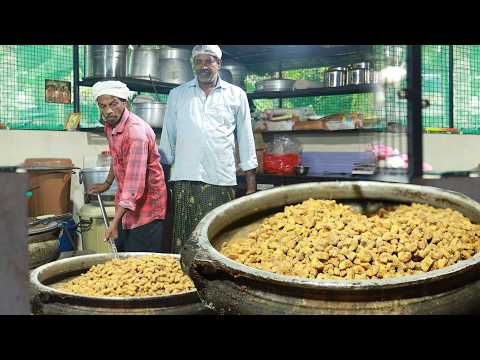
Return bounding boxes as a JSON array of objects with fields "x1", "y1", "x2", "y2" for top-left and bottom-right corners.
[
  {"x1": 96, "y1": 193, "x2": 119, "y2": 259},
  {"x1": 97, "y1": 193, "x2": 110, "y2": 228}
]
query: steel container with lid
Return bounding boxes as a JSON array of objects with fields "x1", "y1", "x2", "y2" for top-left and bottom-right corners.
[
  {"x1": 324, "y1": 66, "x2": 347, "y2": 87},
  {"x1": 347, "y1": 62, "x2": 372, "y2": 85},
  {"x1": 181, "y1": 181, "x2": 480, "y2": 314}
]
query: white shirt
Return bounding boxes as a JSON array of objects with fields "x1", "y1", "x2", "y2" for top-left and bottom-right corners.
[{"x1": 159, "y1": 77, "x2": 258, "y2": 186}]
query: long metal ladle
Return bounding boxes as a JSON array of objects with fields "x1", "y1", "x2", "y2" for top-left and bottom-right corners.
[{"x1": 96, "y1": 193, "x2": 119, "y2": 260}]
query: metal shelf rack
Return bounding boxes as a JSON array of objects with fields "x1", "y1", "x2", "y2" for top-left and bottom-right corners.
[
  {"x1": 78, "y1": 77, "x2": 177, "y2": 94},
  {"x1": 71, "y1": 45, "x2": 424, "y2": 180},
  {"x1": 247, "y1": 84, "x2": 374, "y2": 100}
]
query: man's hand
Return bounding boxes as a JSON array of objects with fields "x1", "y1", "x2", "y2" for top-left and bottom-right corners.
[
  {"x1": 104, "y1": 207, "x2": 127, "y2": 242},
  {"x1": 104, "y1": 221, "x2": 118, "y2": 242},
  {"x1": 88, "y1": 182, "x2": 111, "y2": 194}
]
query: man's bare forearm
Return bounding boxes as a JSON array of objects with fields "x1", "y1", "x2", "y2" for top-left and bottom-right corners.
[
  {"x1": 112, "y1": 206, "x2": 127, "y2": 226},
  {"x1": 106, "y1": 164, "x2": 115, "y2": 184}
]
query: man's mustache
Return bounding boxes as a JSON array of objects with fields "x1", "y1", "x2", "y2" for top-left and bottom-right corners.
[{"x1": 196, "y1": 69, "x2": 212, "y2": 76}]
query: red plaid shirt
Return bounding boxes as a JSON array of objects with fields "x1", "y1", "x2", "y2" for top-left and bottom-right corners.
[{"x1": 105, "y1": 109, "x2": 167, "y2": 230}]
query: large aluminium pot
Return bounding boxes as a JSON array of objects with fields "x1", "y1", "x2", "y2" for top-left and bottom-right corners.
[
  {"x1": 156, "y1": 48, "x2": 193, "y2": 85},
  {"x1": 128, "y1": 47, "x2": 163, "y2": 81},
  {"x1": 30, "y1": 252, "x2": 210, "y2": 315},
  {"x1": 255, "y1": 79, "x2": 295, "y2": 92},
  {"x1": 181, "y1": 181, "x2": 480, "y2": 315},
  {"x1": 221, "y1": 59, "x2": 248, "y2": 90},
  {"x1": 132, "y1": 101, "x2": 166, "y2": 128},
  {"x1": 219, "y1": 68, "x2": 233, "y2": 84},
  {"x1": 28, "y1": 220, "x2": 61, "y2": 269},
  {"x1": 79, "y1": 167, "x2": 117, "y2": 204},
  {"x1": 85, "y1": 45, "x2": 128, "y2": 78}
]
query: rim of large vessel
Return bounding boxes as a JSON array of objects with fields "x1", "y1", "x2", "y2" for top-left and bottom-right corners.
[{"x1": 196, "y1": 181, "x2": 480, "y2": 290}]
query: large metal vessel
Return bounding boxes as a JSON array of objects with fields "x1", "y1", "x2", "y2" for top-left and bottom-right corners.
[
  {"x1": 79, "y1": 167, "x2": 117, "y2": 205},
  {"x1": 31, "y1": 252, "x2": 210, "y2": 315},
  {"x1": 131, "y1": 101, "x2": 167, "y2": 128},
  {"x1": 85, "y1": 45, "x2": 128, "y2": 78},
  {"x1": 128, "y1": 47, "x2": 162, "y2": 81},
  {"x1": 221, "y1": 59, "x2": 248, "y2": 90},
  {"x1": 219, "y1": 68, "x2": 233, "y2": 84},
  {"x1": 156, "y1": 48, "x2": 194, "y2": 85},
  {"x1": 181, "y1": 181, "x2": 480, "y2": 314}
]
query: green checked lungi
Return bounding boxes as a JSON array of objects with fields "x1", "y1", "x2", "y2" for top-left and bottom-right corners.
[{"x1": 171, "y1": 181, "x2": 235, "y2": 253}]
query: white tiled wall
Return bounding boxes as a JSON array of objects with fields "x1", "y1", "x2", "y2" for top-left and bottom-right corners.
[{"x1": 0, "y1": 130, "x2": 479, "y2": 218}]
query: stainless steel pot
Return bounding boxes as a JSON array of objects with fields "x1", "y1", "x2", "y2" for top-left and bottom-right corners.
[
  {"x1": 182, "y1": 181, "x2": 480, "y2": 314},
  {"x1": 79, "y1": 167, "x2": 117, "y2": 204},
  {"x1": 255, "y1": 79, "x2": 295, "y2": 92},
  {"x1": 132, "y1": 101, "x2": 167, "y2": 128},
  {"x1": 28, "y1": 221, "x2": 61, "y2": 243},
  {"x1": 85, "y1": 45, "x2": 128, "y2": 78},
  {"x1": 128, "y1": 47, "x2": 162, "y2": 81},
  {"x1": 156, "y1": 48, "x2": 193, "y2": 85},
  {"x1": 29, "y1": 239, "x2": 60, "y2": 270},
  {"x1": 347, "y1": 62, "x2": 371, "y2": 85},
  {"x1": 30, "y1": 252, "x2": 211, "y2": 315},
  {"x1": 219, "y1": 68, "x2": 233, "y2": 83},
  {"x1": 222, "y1": 59, "x2": 248, "y2": 90},
  {"x1": 324, "y1": 66, "x2": 347, "y2": 87}
]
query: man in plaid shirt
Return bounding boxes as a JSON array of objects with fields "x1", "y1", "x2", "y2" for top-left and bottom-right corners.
[{"x1": 88, "y1": 81, "x2": 167, "y2": 252}]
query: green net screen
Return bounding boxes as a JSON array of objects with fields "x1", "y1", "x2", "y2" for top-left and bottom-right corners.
[{"x1": 1, "y1": 45, "x2": 479, "y2": 133}]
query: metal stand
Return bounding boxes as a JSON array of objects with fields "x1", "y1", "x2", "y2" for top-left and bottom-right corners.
[
  {"x1": 73, "y1": 45, "x2": 80, "y2": 114},
  {"x1": 0, "y1": 170, "x2": 30, "y2": 314},
  {"x1": 407, "y1": 45, "x2": 423, "y2": 181}
]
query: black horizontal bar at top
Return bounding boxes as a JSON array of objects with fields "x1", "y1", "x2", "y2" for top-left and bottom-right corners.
[
  {"x1": 247, "y1": 84, "x2": 375, "y2": 99},
  {"x1": 79, "y1": 77, "x2": 179, "y2": 94}
]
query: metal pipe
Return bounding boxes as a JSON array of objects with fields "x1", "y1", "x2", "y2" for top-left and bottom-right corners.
[
  {"x1": 407, "y1": 45, "x2": 423, "y2": 180},
  {"x1": 97, "y1": 193, "x2": 110, "y2": 228},
  {"x1": 73, "y1": 45, "x2": 80, "y2": 113},
  {"x1": 278, "y1": 62, "x2": 283, "y2": 108},
  {"x1": 449, "y1": 45, "x2": 454, "y2": 129}
]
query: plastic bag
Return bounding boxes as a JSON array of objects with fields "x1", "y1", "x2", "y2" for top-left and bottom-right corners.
[{"x1": 263, "y1": 135, "x2": 302, "y2": 175}]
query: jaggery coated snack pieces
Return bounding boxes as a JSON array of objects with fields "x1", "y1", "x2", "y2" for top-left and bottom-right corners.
[
  {"x1": 58, "y1": 255, "x2": 195, "y2": 297},
  {"x1": 220, "y1": 199, "x2": 480, "y2": 280}
]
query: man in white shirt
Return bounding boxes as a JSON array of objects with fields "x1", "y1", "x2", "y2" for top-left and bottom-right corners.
[{"x1": 159, "y1": 45, "x2": 258, "y2": 253}]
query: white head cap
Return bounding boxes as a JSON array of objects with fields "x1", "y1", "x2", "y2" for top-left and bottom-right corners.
[
  {"x1": 192, "y1": 45, "x2": 222, "y2": 60},
  {"x1": 92, "y1": 80, "x2": 130, "y2": 101}
]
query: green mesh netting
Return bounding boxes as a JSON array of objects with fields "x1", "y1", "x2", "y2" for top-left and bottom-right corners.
[
  {"x1": 1, "y1": 45, "x2": 480, "y2": 132},
  {"x1": 0, "y1": 45, "x2": 74, "y2": 130}
]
